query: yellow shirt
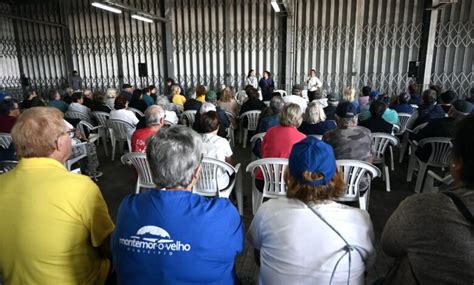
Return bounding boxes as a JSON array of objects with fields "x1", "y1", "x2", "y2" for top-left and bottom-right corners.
[
  {"x1": 172, "y1": 94, "x2": 187, "y2": 107},
  {"x1": 196, "y1": 95, "x2": 206, "y2": 103},
  {"x1": 0, "y1": 158, "x2": 114, "y2": 285}
]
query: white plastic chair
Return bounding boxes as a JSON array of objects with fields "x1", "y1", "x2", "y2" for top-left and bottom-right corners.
[
  {"x1": 182, "y1": 110, "x2": 197, "y2": 127},
  {"x1": 77, "y1": 120, "x2": 108, "y2": 156},
  {"x1": 0, "y1": 160, "x2": 17, "y2": 174},
  {"x1": 106, "y1": 119, "x2": 135, "y2": 161},
  {"x1": 193, "y1": 157, "x2": 243, "y2": 215},
  {"x1": 407, "y1": 137, "x2": 452, "y2": 193},
  {"x1": 398, "y1": 112, "x2": 420, "y2": 163},
  {"x1": 423, "y1": 170, "x2": 453, "y2": 193},
  {"x1": 395, "y1": 113, "x2": 412, "y2": 136},
  {"x1": 127, "y1": 107, "x2": 145, "y2": 117},
  {"x1": 371, "y1": 133, "x2": 399, "y2": 192},
  {"x1": 65, "y1": 110, "x2": 93, "y2": 124},
  {"x1": 121, "y1": 152, "x2": 155, "y2": 194},
  {"x1": 65, "y1": 138, "x2": 87, "y2": 171},
  {"x1": 0, "y1": 132, "x2": 12, "y2": 149},
  {"x1": 274, "y1": 89, "x2": 287, "y2": 97},
  {"x1": 225, "y1": 111, "x2": 237, "y2": 147},
  {"x1": 240, "y1": 110, "x2": 261, "y2": 148},
  {"x1": 246, "y1": 158, "x2": 289, "y2": 215},
  {"x1": 335, "y1": 159, "x2": 381, "y2": 211},
  {"x1": 250, "y1": 132, "x2": 266, "y2": 161}
]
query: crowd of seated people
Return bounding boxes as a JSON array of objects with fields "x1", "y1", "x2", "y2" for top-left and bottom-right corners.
[{"x1": 1, "y1": 79, "x2": 474, "y2": 285}]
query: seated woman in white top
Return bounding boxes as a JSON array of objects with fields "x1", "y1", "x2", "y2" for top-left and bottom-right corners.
[
  {"x1": 200, "y1": 111, "x2": 234, "y2": 190},
  {"x1": 248, "y1": 136, "x2": 375, "y2": 285},
  {"x1": 109, "y1": 95, "x2": 139, "y2": 136}
]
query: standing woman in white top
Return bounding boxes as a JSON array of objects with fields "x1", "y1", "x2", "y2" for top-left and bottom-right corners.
[
  {"x1": 307, "y1": 69, "x2": 323, "y2": 102},
  {"x1": 248, "y1": 136, "x2": 375, "y2": 285},
  {"x1": 245, "y1": 69, "x2": 258, "y2": 89}
]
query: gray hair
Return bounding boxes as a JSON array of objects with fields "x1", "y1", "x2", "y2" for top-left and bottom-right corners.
[
  {"x1": 156, "y1": 96, "x2": 175, "y2": 112},
  {"x1": 304, "y1": 101, "x2": 326, "y2": 124},
  {"x1": 270, "y1": 95, "x2": 284, "y2": 114},
  {"x1": 279, "y1": 103, "x2": 303, "y2": 127},
  {"x1": 106, "y1": 88, "x2": 117, "y2": 98},
  {"x1": 337, "y1": 116, "x2": 358, "y2": 129},
  {"x1": 200, "y1": 102, "x2": 216, "y2": 114},
  {"x1": 145, "y1": 105, "x2": 165, "y2": 126},
  {"x1": 146, "y1": 126, "x2": 203, "y2": 189}
]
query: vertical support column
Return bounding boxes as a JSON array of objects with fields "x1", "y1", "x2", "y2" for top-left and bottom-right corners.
[
  {"x1": 160, "y1": 0, "x2": 175, "y2": 80},
  {"x1": 351, "y1": 0, "x2": 364, "y2": 89},
  {"x1": 283, "y1": 1, "x2": 294, "y2": 93},
  {"x1": 59, "y1": 1, "x2": 74, "y2": 84},
  {"x1": 12, "y1": 19, "x2": 27, "y2": 95},
  {"x1": 418, "y1": 0, "x2": 438, "y2": 90},
  {"x1": 113, "y1": 14, "x2": 124, "y2": 87},
  {"x1": 223, "y1": 0, "x2": 231, "y2": 87}
]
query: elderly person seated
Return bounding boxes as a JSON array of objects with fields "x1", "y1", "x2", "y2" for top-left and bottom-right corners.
[
  {"x1": 68, "y1": 91, "x2": 91, "y2": 116},
  {"x1": 248, "y1": 136, "x2": 375, "y2": 284},
  {"x1": 91, "y1": 91, "x2": 112, "y2": 113},
  {"x1": 283, "y1": 84, "x2": 308, "y2": 113},
  {"x1": 343, "y1": 87, "x2": 359, "y2": 111},
  {"x1": 359, "y1": 100, "x2": 394, "y2": 133},
  {"x1": 201, "y1": 111, "x2": 234, "y2": 190},
  {"x1": 324, "y1": 93, "x2": 339, "y2": 121},
  {"x1": 184, "y1": 87, "x2": 202, "y2": 112},
  {"x1": 171, "y1": 85, "x2": 186, "y2": 111},
  {"x1": 298, "y1": 101, "x2": 336, "y2": 135},
  {"x1": 414, "y1": 100, "x2": 472, "y2": 162},
  {"x1": 105, "y1": 88, "x2": 118, "y2": 110},
  {"x1": 110, "y1": 95, "x2": 139, "y2": 137},
  {"x1": 131, "y1": 105, "x2": 165, "y2": 152},
  {"x1": 257, "y1": 94, "x2": 284, "y2": 133},
  {"x1": 391, "y1": 92, "x2": 414, "y2": 114},
  {"x1": 47, "y1": 89, "x2": 69, "y2": 113},
  {"x1": 358, "y1": 86, "x2": 371, "y2": 113},
  {"x1": 193, "y1": 102, "x2": 230, "y2": 138},
  {"x1": 111, "y1": 126, "x2": 244, "y2": 284},
  {"x1": 0, "y1": 107, "x2": 114, "y2": 284},
  {"x1": 381, "y1": 114, "x2": 474, "y2": 284},
  {"x1": 217, "y1": 87, "x2": 239, "y2": 128},
  {"x1": 255, "y1": 103, "x2": 306, "y2": 191},
  {"x1": 414, "y1": 89, "x2": 446, "y2": 127},
  {"x1": 438, "y1": 90, "x2": 457, "y2": 113}
]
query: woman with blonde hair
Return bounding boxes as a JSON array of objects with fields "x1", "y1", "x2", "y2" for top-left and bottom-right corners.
[
  {"x1": 171, "y1": 85, "x2": 186, "y2": 111},
  {"x1": 248, "y1": 136, "x2": 376, "y2": 285},
  {"x1": 217, "y1": 87, "x2": 239, "y2": 128},
  {"x1": 343, "y1": 87, "x2": 359, "y2": 111},
  {"x1": 298, "y1": 101, "x2": 336, "y2": 135},
  {"x1": 105, "y1": 88, "x2": 117, "y2": 110}
]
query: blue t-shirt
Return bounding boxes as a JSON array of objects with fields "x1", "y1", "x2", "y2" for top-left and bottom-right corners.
[{"x1": 111, "y1": 190, "x2": 244, "y2": 285}]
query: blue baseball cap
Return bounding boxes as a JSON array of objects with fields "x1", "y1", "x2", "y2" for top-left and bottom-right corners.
[
  {"x1": 289, "y1": 136, "x2": 337, "y2": 186},
  {"x1": 336, "y1": 101, "x2": 357, "y2": 118},
  {"x1": 370, "y1": 91, "x2": 380, "y2": 98}
]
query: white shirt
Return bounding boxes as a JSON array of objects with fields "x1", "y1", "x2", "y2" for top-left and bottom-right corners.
[
  {"x1": 110, "y1": 109, "x2": 139, "y2": 126},
  {"x1": 248, "y1": 198, "x2": 375, "y2": 285},
  {"x1": 307, "y1": 76, "x2": 323, "y2": 92},
  {"x1": 105, "y1": 97, "x2": 115, "y2": 110},
  {"x1": 68, "y1": 102, "x2": 90, "y2": 115},
  {"x1": 283, "y1": 95, "x2": 308, "y2": 113},
  {"x1": 202, "y1": 133, "x2": 233, "y2": 190},
  {"x1": 164, "y1": 110, "x2": 179, "y2": 125},
  {"x1": 246, "y1": 76, "x2": 258, "y2": 89}
]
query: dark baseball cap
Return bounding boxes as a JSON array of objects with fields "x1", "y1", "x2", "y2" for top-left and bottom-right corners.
[{"x1": 336, "y1": 101, "x2": 357, "y2": 118}]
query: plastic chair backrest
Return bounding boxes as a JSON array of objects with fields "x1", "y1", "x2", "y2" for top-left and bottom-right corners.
[
  {"x1": 246, "y1": 158, "x2": 289, "y2": 199},
  {"x1": 241, "y1": 110, "x2": 261, "y2": 131},
  {"x1": 193, "y1": 157, "x2": 238, "y2": 198},
  {"x1": 371, "y1": 133, "x2": 399, "y2": 162},
  {"x1": 65, "y1": 110, "x2": 92, "y2": 123},
  {"x1": 225, "y1": 111, "x2": 236, "y2": 122},
  {"x1": 274, "y1": 89, "x2": 287, "y2": 97},
  {"x1": 0, "y1": 133, "x2": 12, "y2": 149},
  {"x1": 121, "y1": 152, "x2": 155, "y2": 188},
  {"x1": 396, "y1": 113, "x2": 412, "y2": 134},
  {"x1": 418, "y1": 137, "x2": 452, "y2": 167},
  {"x1": 77, "y1": 120, "x2": 96, "y2": 138},
  {"x1": 0, "y1": 160, "x2": 17, "y2": 174},
  {"x1": 336, "y1": 159, "x2": 381, "y2": 200},
  {"x1": 106, "y1": 119, "x2": 136, "y2": 141},
  {"x1": 128, "y1": 107, "x2": 144, "y2": 117},
  {"x1": 91, "y1": 111, "x2": 110, "y2": 127},
  {"x1": 250, "y1": 132, "x2": 266, "y2": 147},
  {"x1": 182, "y1": 110, "x2": 197, "y2": 127}
]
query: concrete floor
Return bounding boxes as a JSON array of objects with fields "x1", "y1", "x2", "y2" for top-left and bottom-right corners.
[{"x1": 92, "y1": 136, "x2": 418, "y2": 284}]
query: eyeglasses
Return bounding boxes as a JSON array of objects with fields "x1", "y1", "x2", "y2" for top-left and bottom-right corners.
[{"x1": 64, "y1": 129, "x2": 76, "y2": 138}]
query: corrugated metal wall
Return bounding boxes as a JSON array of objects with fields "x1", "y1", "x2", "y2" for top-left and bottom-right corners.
[
  {"x1": 432, "y1": 0, "x2": 473, "y2": 97},
  {"x1": 0, "y1": 3, "x2": 19, "y2": 90},
  {"x1": 1, "y1": 0, "x2": 472, "y2": 97}
]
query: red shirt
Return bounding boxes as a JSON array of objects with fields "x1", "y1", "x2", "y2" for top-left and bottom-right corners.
[
  {"x1": 131, "y1": 128, "x2": 158, "y2": 153},
  {"x1": 0, "y1": 116, "x2": 17, "y2": 133},
  {"x1": 257, "y1": 125, "x2": 306, "y2": 180}
]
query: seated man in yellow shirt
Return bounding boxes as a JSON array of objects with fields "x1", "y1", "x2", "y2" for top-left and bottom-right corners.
[{"x1": 0, "y1": 107, "x2": 114, "y2": 285}]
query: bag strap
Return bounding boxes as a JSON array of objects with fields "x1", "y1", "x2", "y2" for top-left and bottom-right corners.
[{"x1": 442, "y1": 192, "x2": 474, "y2": 224}]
